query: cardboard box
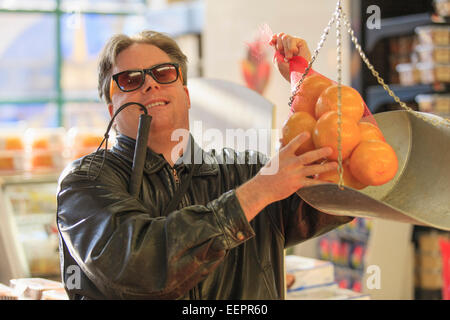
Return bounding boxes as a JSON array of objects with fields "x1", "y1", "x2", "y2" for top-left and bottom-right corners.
[
  {"x1": 285, "y1": 255, "x2": 335, "y2": 290},
  {"x1": 286, "y1": 282, "x2": 338, "y2": 300}
]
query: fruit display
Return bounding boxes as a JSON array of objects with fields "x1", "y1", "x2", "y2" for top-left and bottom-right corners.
[
  {"x1": 24, "y1": 128, "x2": 66, "y2": 172},
  {"x1": 281, "y1": 72, "x2": 399, "y2": 190},
  {"x1": 0, "y1": 130, "x2": 26, "y2": 173},
  {"x1": 66, "y1": 127, "x2": 109, "y2": 160},
  {"x1": 0, "y1": 127, "x2": 113, "y2": 174}
]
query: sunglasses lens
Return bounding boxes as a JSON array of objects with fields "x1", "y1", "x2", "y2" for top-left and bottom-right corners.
[
  {"x1": 117, "y1": 71, "x2": 143, "y2": 91},
  {"x1": 152, "y1": 64, "x2": 178, "y2": 84}
]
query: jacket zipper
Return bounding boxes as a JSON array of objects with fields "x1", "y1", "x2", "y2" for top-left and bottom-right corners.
[{"x1": 172, "y1": 167, "x2": 180, "y2": 186}]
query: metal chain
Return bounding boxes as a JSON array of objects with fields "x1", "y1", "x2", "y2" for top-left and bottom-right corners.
[
  {"x1": 336, "y1": 1, "x2": 344, "y2": 189},
  {"x1": 288, "y1": 6, "x2": 338, "y2": 107},
  {"x1": 340, "y1": 11, "x2": 450, "y2": 128},
  {"x1": 287, "y1": 0, "x2": 449, "y2": 192}
]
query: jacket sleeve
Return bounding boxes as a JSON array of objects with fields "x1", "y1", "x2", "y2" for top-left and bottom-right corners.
[
  {"x1": 248, "y1": 150, "x2": 354, "y2": 248},
  {"x1": 56, "y1": 159, "x2": 255, "y2": 299},
  {"x1": 280, "y1": 193, "x2": 354, "y2": 248}
]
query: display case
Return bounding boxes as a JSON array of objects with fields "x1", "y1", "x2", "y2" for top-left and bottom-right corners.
[{"x1": 0, "y1": 173, "x2": 60, "y2": 284}]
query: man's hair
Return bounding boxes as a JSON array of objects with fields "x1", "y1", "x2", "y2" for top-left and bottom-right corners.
[{"x1": 98, "y1": 30, "x2": 188, "y2": 104}]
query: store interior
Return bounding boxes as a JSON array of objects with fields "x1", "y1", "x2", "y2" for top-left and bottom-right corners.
[{"x1": 0, "y1": 0, "x2": 449, "y2": 300}]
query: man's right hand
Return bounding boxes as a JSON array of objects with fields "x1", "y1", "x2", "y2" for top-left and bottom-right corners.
[{"x1": 236, "y1": 132, "x2": 338, "y2": 222}]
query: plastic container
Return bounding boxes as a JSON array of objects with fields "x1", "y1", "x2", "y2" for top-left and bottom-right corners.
[
  {"x1": 0, "y1": 129, "x2": 25, "y2": 173},
  {"x1": 434, "y1": 0, "x2": 450, "y2": 17},
  {"x1": 41, "y1": 288, "x2": 69, "y2": 300},
  {"x1": 415, "y1": 25, "x2": 450, "y2": 46},
  {"x1": 415, "y1": 44, "x2": 450, "y2": 64},
  {"x1": 9, "y1": 278, "x2": 64, "y2": 300},
  {"x1": 416, "y1": 62, "x2": 450, "y2": 84},
  {"x1": 395, "y1": 63, "x2": 421, "y2": 85},
  {"x1": 0, "y1": 283, "x2": 18, "y2": 300},
  {"x1": 23, "y1": 127, "x2": 66, "y2": 172},
  {"x1": 415, "y1": 93, "x2": 450, "y2": 115}
]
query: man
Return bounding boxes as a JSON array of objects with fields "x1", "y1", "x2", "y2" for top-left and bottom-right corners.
[{"x1": 57, "y1": 30, "x2": 353, "y2": 300}]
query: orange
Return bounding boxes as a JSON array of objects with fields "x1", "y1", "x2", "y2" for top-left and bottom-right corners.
[
  {"x1": 291, "y1": 74, "x2": 333, "y2": 118},
  {"x1": 312, "y1": 111, "x2": 361, "y2": 161},
  {"x1": 315, "y1": 85, "x2": 365, "y2": 122},
  {"x1": 281, "y1": 111, "x2": 316, "y2": 155},
  {"x1": 32, "y1": 139, "x2": 49, "y2": 149},
  {"x1": 317, "y1": 159, "x2": 368, "y2": 190},
  {"x1": 0, "y1": 157, "x2": 14, "y2": 170},
  {"x1": 31, "y1": 155, "x2": 53, "y2": 168},
  {"x1": 81, "y1": 136, "x2": 103, "y2": 148},
  {"x1": 349, "y1": 140, "x2": 398, "y2": 186},
  {"x1": 5, "y1": 137, "x2": 24, "y2": 150},
  {"x1": 359, "y1": 121, "x2": 385, "y2": 142}
]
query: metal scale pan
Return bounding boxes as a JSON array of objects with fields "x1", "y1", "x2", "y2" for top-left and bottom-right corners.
[{"x1": 297, "y1": 110, "x2": 450, "y2": 231}]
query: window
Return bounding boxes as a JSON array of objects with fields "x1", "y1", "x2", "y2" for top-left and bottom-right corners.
[{"x1": 0, "y1": 0, "x2": 203, "y2": 128}]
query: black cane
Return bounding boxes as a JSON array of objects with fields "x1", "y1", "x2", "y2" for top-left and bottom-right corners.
[
  {"x1": 88, "y1": 102, "x2": 151, "y2": 198},
  {"x1": 129, "y1": 113, "x2": 152, "y2": 198}
]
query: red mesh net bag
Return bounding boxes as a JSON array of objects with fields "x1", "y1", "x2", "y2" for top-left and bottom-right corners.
[{"x1": 251, "y1": 23, "x2": 399, "y2": 190}]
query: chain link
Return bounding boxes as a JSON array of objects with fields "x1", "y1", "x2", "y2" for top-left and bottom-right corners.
[
  {"x1": 336, "y1": 1, "x2": 345, "y2": 189},
  {"x1": 288, "y1": 7, "x2": 338, "y2": 107},
  {"x1": 287, "y1": 0, "x2": 449, "y2": 191}
]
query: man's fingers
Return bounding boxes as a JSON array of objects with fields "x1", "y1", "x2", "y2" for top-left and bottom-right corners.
[
  {"x1": 300, "y1": 161, "x2": 338, "y2": 177},
  {"x1": 276, "y1": 34, "x2": 285, "y2": 57},
  {"x1": 301, "y1": 177, "x2": 333, "y2": 188},
  {"x1": 298, "y1": 146, "x2": 333, "y2": 165},
  {"x1": 282, "y1": 35, "x2": 299, "y2": 60},
  {"x1": 284, "y1": 132, "x2": 310, "y2": 154},
  {"x1": 296, "y1": 39, "x2": 312, "y2": 62}
]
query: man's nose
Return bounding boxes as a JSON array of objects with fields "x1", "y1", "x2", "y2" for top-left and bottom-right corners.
[{"x1": 141, "y1": 72, "x2": 160, "y2": 92}]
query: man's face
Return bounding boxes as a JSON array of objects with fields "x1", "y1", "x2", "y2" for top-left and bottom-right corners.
[{"x1": 108, "y1": 43, "x2": 190, "y2": 140}]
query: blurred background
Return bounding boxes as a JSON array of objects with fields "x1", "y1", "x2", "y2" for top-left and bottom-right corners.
[{"x1": 0, "y1": 0, "x2": 449, "y2": 300}]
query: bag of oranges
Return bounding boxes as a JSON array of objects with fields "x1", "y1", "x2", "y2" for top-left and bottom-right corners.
[{"x1": 280, "y1": 55, "x2": 398, "y2": 190}]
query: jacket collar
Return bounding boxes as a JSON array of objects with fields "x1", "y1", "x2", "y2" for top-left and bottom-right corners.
[{"x1": 111, "y1": 134, "x2": 219, "y2": 176}]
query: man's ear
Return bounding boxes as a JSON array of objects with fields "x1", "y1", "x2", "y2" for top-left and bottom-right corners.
[
  {"x1": 183, "y1": 86, "x2": 191, "y2": 109},
  {"x1": 108, "y1": 103, "x2": 114, "y2": 118}
]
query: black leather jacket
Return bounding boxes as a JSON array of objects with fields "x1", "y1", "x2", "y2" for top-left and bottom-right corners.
[{"x1": 56, "y1": 134, "x2": 353, "y2": 300}]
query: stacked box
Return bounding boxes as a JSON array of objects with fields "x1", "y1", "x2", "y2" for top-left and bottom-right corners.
[{"x1": 285, "y1": 255, "x2": 370, "y2": 300}]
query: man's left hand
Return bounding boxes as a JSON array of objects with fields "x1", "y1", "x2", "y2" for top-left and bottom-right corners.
[{"x1": 270, "y1": 33, "x2": 311, "y2": 83}]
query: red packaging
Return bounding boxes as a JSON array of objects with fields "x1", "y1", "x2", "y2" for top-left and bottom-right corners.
[{"x1": 440, "y1": 237, "x2": 450, "y2": 300}]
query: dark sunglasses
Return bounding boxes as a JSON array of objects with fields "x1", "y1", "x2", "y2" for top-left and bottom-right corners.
[{"x1": 112, "y1": 62, "x2": 181, "y2": 92}]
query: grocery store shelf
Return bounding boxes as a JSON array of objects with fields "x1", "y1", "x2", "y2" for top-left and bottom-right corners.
[
  {"x1": 15, "y1": 213, "x2": 56, "y2": 226},
  {"x1": 0, "y1": 172, "x2": 60, "y2": 186},
  {"x1": 366, "y1": 84, "x2": 435, "y2": 113},
  {"x1": 365, "y1": 13, "x2": 433, "y2": 52}
]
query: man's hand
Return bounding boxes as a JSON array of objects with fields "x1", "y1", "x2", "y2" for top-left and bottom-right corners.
[
  {"x1": 236, "y1": 132, "x2": 337, "y2": 222},
  {"x1": 269, "y1": 32, "x2": 312, "y2": 83}
]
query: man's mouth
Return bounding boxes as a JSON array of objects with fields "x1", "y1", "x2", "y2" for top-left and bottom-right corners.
[{"x1": 146, "y1": 100, "x2": 169, "y2": 109}]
